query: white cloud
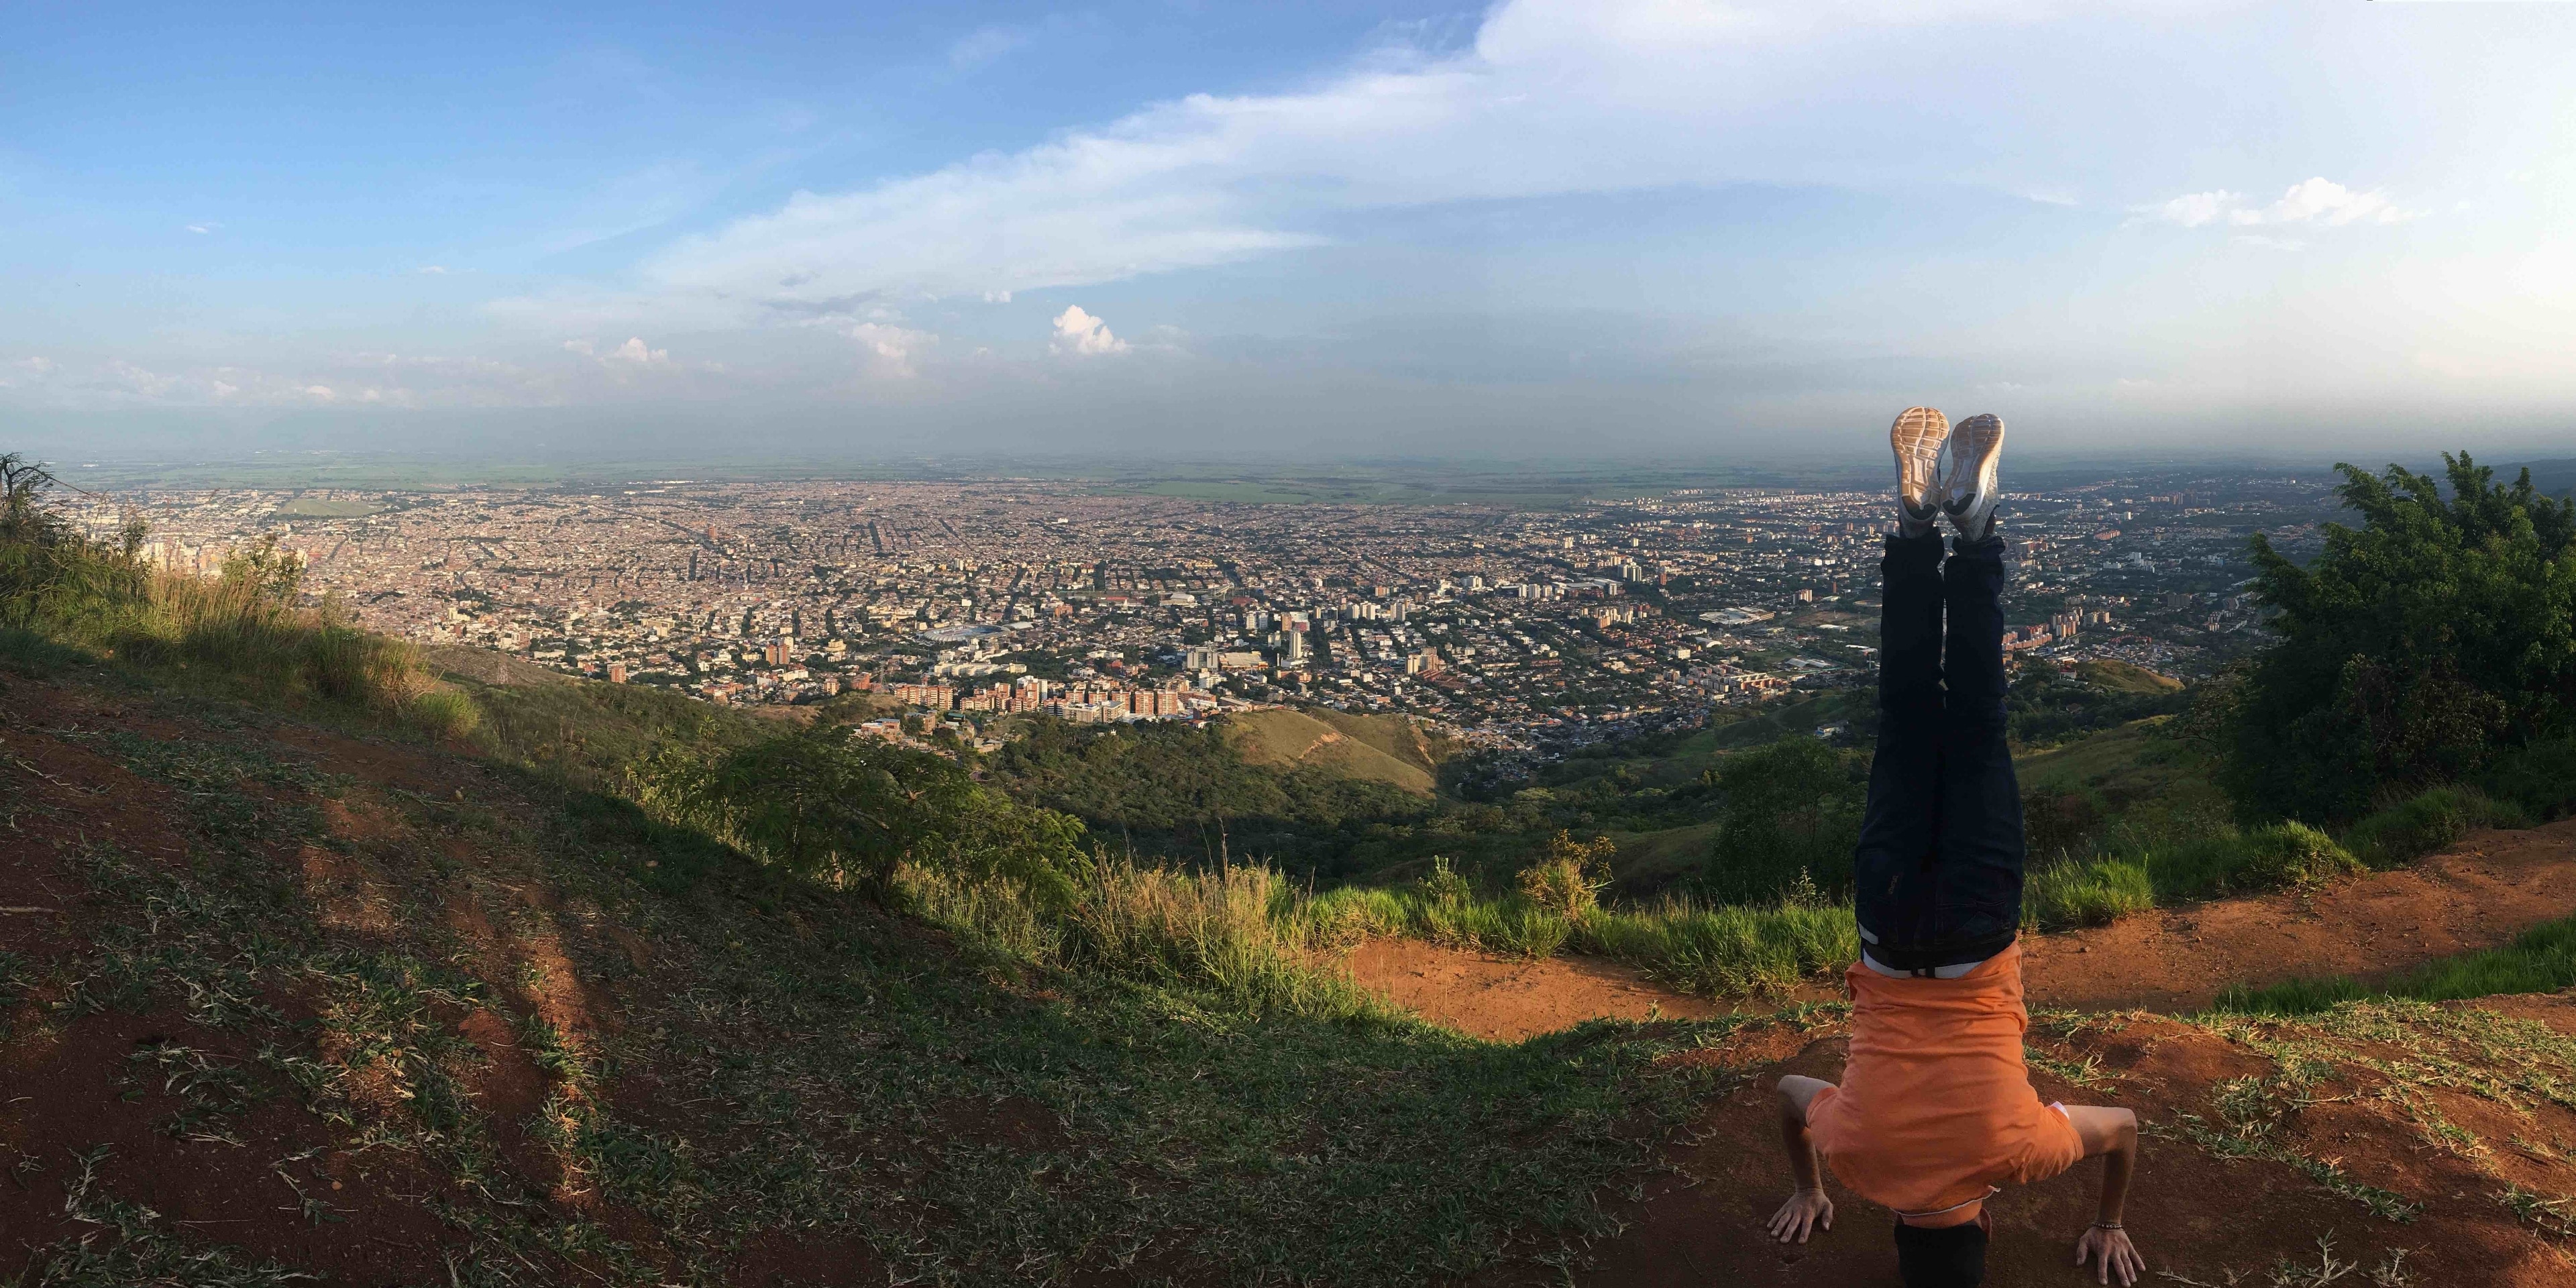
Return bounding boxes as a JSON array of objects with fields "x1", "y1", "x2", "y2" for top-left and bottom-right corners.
[
  {"x1": 2152, "y1": 190, "x2": 2240, "y2": 228},
  {"x1": 184, "y1": 223, "x2": 217, "y2": 235},
  {"x1": 303, "y1": 384, "x2": 337, "y2": 400},
  {"x1": 1050, "y1": 306, "x2": 1128, "y2": 356},
  {"x1": 2149, "y1": 177, "x2": 2418, "y2": 229},
  {"x1": 619, "y1": 0, "x2": 2244, "y2": 327},
  {"x1": 849, "y1": 321, "x2": 934, "y2": 376},
  {"x1": 606, "y1": 337, "x2": 669, "y2": 366},
  {"x1": 418, "y1": 265, "x2": 449, "y2": 274},
  {"x1": 562, "y1": 337, "x2": 672, "y2": 368},
  {"x1": 949, "y1": 23, "x2": 1034, "y2": 70}
]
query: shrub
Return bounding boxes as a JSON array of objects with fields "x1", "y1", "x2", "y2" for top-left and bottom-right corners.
[
  {"x1": 1705, "y1": 737, "x2": 1865, "y2": 902},
  {"x1": 1415, "y1": 855, "x2": 1472, "y2": 903},
  {"x1": 2023, "y1": 786, "x2": 2105, "y2": 861},
  {"x1": 2481, "y1": 737, "x2": 2576, "y2": 821},
  {"x1": 2233, "y1": 822, "x2": 2365, "y2": 889},
  {"x1": 2342, "y1": 786, "x2": 2531, "y2": 867},
  {"x1": 2025, "y1": 858, "x2": 2155, "y2": 930},
  {"x1": 1517, "y1": 831, "x2": 1614, "y2": 919}
]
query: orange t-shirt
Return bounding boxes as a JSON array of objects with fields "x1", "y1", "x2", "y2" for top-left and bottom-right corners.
[{"x1": 1803, "y1": 941, "x2": 2084, "y2": 1223}]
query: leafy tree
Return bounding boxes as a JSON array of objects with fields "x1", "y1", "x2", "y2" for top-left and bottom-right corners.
[
  {"x1": 1703, "y1": 737, "x2": 1866, "y2": 902},
  {"x1": 2224, "y1": 453, "x2": 2576, "y2": 823}
]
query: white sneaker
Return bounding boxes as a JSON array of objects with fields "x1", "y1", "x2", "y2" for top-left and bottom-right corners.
[
  {"x1": 1941, "y1": 413, "x2": 2005, "y2": 541},
  {"x1": 1889, "y1": 407, "x2": 1950, "y2": 538}
]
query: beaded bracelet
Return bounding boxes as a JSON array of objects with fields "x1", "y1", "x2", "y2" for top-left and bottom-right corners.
[{"x1": 2090, "y1": 1222, "x2": 2124, "y2": 1231}]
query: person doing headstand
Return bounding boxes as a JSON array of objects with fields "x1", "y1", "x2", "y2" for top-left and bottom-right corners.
[{"x1": 1762, "y1": 409, "x2": 2145, "y2": 1288}]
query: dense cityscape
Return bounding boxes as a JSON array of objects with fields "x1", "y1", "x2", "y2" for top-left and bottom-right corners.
[{"x1": 72, "y1": 470, "x2": 2332, "y2": 753}]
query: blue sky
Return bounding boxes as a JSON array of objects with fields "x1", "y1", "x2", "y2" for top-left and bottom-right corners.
[{"x1": 6, "y1": 1, "x2": 2575, "y2": 464}]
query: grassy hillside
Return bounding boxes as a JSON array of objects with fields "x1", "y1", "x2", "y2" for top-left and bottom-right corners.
[
  {"x1": 2077, "y1": 657, "x2": 2185, "y2": 694},
  {"x1": 0, "y1": 667, "x2": 1776, "y2": 1283},
  {"x1": 1222, "y1": 708, "x2": 1438, "y2": 794}
]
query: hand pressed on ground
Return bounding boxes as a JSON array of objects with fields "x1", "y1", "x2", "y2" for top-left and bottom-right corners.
[
  {"x1": 1766, "y1": 1188, "x2": 1833, "y2": 1244},
  {"x1": 2076, "y1": 1223, "x2": 2143, "y2": 1286},
  {"x1": 1768, "y1": 1074, "x2": 1837, "y2": 1244},
  {"x1": 2064, "y1": 1104, "x2": 2143, "y2": 1285}
]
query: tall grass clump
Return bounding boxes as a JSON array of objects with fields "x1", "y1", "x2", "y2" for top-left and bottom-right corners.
[
  {"x1": 2025, "y1": 858, "x2": 2154, "y2": 930},
  {"x1": 2135, "y1": 822, "x2": 2361, "y2": 900},
  {"x1": 902, "y1": 859, "x2": 1395, "y2": 1021},
  {"x1": 0, "y1": 453, "x2": 470, "y2": 731},
  {"x1": 2216, "y1": 913, "x2": 2576, "y2": 1016},
  {"x1": 0, "y1": 453, "x2": 151, "y2": 637},
  {"x1": 2341, "y1": 785, "x2": 2530, "y2": 868},
  {"x1": 1572, "y1": 892, "x2": 1857, "y2": 996},
  {"x1": 1295, "y1": 861, "x2": 1855, "y2": 998},
  {"x1": 1299, "y1": 878, "x2": 1575, "y2": 957}
]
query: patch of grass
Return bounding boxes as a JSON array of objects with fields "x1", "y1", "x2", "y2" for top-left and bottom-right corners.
[
  {"x1": 125, "y1": 1041, "x2": 270, "y2": 1144},
  {"x1": 2142, "y1": 822, "x2": 2361, "y2": 902},
  {"x1": 1576, "y1": 896, "x2": 1856, "y2": 996},
  {"x1": 2341, "y1": 785, "x2": 2531, "y2": 869},
  {"x1": 2215, "y1": 913, "x2": 2576, "y2": 1016},
  {"x1": 459, "y1": 672, "x2": 770, "y2": 789},
  {"x1": 533, "y1": 799, "x2": 1752, "y2": 1284},
  {"x1": 2499, "y1": 1184, "x2": 2576, "y2": 1239},
  {"x1": 1295, "y1": 877, "x2": 1854, "y2": 996},
  {"x1": 2179, "y1": 997, "x2": 2576, "y2": 1235},
  {"x1": 2023, "y1": 1042, "x2": 2114, "y2": 1089},
  {"x1": 7, "y1": 1146, "x2": 319, "y2": 1287},
  {"x1": 2159, "y1": 1234, "x2": 2416, "y2": 1287},
  {"x1": 407, "y1": 686, "x2": 481, "y2": 741},
  {"x1": 2026, "y1": 857, "x2": 2155, "y2": 929}
]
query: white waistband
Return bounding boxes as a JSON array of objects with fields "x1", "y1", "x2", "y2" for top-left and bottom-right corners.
[{"x1": 1860, "y1": 949, "x2": 1993, "y2": 980}]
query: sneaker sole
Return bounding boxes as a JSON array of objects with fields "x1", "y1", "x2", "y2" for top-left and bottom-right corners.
[
  {"x1": 1890, "y1": 407, "x2": 1950, "y2": 519},
  {"x1": 1942, "y1": 413, "x2": 2005, "y2": 532}
]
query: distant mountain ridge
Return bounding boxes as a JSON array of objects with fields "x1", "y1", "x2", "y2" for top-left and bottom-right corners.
[{"x1": 2512, "y1": 459, "x2": 2576, "y2": 498}]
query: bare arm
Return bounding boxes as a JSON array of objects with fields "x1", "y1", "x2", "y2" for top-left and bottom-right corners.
[
  {"x1": 1766, "y1": 1075, "x2": 1835, "y2": 1244},
  {"x1": 2063, "y1": 1106, "x2": 2142, "y2": 1286}
]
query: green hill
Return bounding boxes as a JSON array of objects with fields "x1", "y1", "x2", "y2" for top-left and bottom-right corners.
[
  {"x1": 2075, "y1": 658, "x2": 2185, "y2": 694},
  {"x1": 0, "y1": 458, "x2": 1725, "y2": 1283},
  {"x1": 1223, "y1": 707, "x2": 1439, "y2": 794}
]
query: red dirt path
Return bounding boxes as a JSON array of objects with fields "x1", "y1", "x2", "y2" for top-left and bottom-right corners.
[
  {"x1": 1357, "y1": 822, "x2": 2576, "y2": 1287},
  {"x1": 1344, "y1": 818, "x2": 2576, "y2": 1034}
]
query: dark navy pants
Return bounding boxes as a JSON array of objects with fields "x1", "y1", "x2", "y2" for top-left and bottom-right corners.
[{"x1": 1850, "y1": 531, "x2": 2025, "y2": 971}]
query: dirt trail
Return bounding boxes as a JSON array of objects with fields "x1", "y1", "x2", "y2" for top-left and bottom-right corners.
[
  {"x1": 1343, "y1": 938, "x2": 1726, "y2": 1040},
  {"x1": 1346, "y1": 818, "x2": 2576, "y2": 1037},
  {"x1": 2028, "y1": 818, "x2": 2576, "y2": 1012}
]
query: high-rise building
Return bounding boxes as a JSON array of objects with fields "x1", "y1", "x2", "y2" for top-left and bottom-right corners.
[{"x1": 606, "y1": 662, "x2": 628, "y2": 684}]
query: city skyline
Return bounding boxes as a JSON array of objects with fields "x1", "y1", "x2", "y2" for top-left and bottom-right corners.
[{"x1": 8, "y1": 1, "x2": 2575, "y2": 464}]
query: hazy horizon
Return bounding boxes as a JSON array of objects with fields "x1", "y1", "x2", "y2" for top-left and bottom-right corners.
[{"x1": 9, "y1": 1, "x2": 2574, "y2": 464}]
